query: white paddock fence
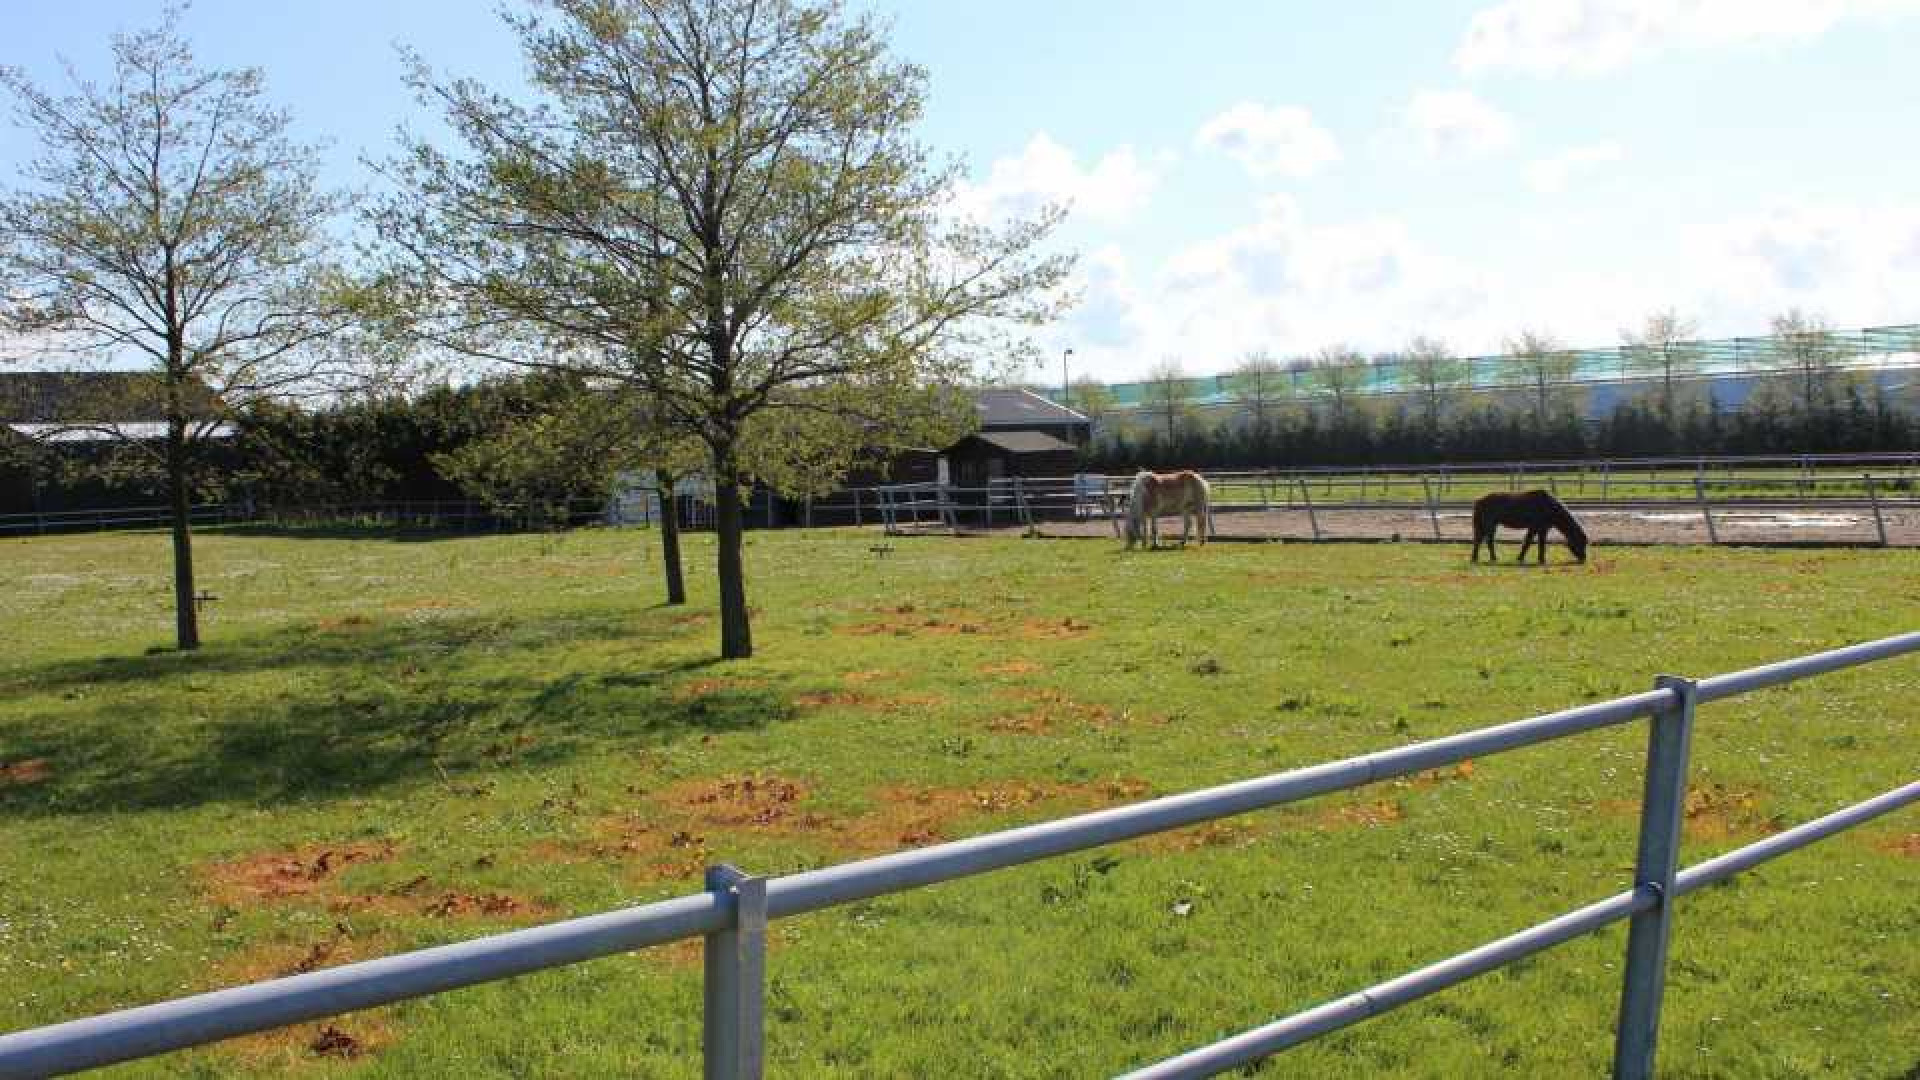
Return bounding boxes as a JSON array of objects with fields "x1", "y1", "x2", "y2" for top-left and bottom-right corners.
[
  {"x1": 1, "y1": 633, "x2": 1916, "y2": 1078},
  {"x1": 874, "y1": 463, "x2": 1920, "y2": 547}
]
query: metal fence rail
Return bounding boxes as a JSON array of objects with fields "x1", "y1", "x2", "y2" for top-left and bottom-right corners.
[{"x1": 1, "y1": 634, "x2": 1916, "y2": 1079}]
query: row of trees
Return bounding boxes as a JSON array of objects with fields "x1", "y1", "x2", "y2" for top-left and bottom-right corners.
[
  {"x1": 1, "y1": 0, "x2": 1067, "y2": 657},
  {"x1": 1066, "y1": 309, "x2": 1867, "y2": 447},
  {"x1": 1085, "y1": 375, "x2": 1916, "y2": 471}
]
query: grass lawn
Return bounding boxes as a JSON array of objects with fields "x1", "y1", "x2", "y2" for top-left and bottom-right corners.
[{"x1": 2, "y1": 525, "x2": 1918, "y2": 1078}]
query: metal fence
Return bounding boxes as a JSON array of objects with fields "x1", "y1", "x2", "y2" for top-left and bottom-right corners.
[
  {"x1": 874, "y1": 462, "x2": 1920, "y2": 547},
  {"x1": 2, "y1": 633, "x2": 1915, "y2": 1079}
]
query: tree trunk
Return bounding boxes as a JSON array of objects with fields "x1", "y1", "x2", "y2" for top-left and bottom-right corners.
[
  {"x1": 166, "y1": 420, "x2": 201, "y2": 651},
  {"x1": 658, "y1": 471, "x2": 686, "y2": 606},
  {"x1": 712, "y1": 451, "x2": 753, "y2": 659}
]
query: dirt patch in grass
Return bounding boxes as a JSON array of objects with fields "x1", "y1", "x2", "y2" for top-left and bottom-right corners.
[
  {"x1": 416, "y1": 891, "x2": 553, "y2": 919},
  {"x1": 1018, "y1": 617, "x2": 1093, "y2": 640},
  {"x1": 834, "y1": 779, "x2": 1151, "y2": 854},
  {"x1": 322, "y1": 876, "x2": 555, "y2": 922},
  {"x1": 656, "y1": 773, "x2": 832, "y2": 830},
  {"x1": 571, "y1": 774, "x2": 1154, "y2": 874},
  {"x1": 794, "y1": 689, "x2": 947, "y2": 710},
  {"x1": 1132, "y1": 819, "x2": 1264, "y2": 853},
  {"x1": 842, "y1": 669, "x2": 901, "y2": 685},
  {"x1": 202, "y1": 842, "x2": 398, "y2": 905},
  {"x1": 1600, "y1": 783, "x2": 1775, "y2": 840},
  {"x1": 0, "y1": 759, "x2": 52, "y2": 786},
  {"x1": 977, "y1": 659, "x2": 1045, "y2": 676},
  {"x1": 314, "y1": 614, "x2": 375, "y2": 633},
  {"x1": 841, "y1": 610, "x2": 994, "y2": 637},
  {"x1": 1875, "y1": 833, "x2": 1920, "y2": 858},
  {"x1": 223, "y1": 1014, "x2": 398, "y2": 1070},
  {"x1": 1391, "y1": 762, "x2": 1478, "y2": 789},
  {"x1": 671, "y1": 677, "x2": 766, "y2": 702},
  {"x1": 1300, "y1": 798, "x2": 1408, "y2": 829},
  {"x1": 986, "y1": 688, "x2": 1133, "y2": 733},
  {"x1": 215, "y1": 925, "x2": 384, "y2": 984}
]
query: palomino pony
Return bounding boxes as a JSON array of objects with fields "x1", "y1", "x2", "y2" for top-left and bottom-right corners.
[
  {"x1": 1471, "y1": 490, "x2": 1589, "y2": 564},
  {"x1": 1124, "y1": 470, "x2": 1213, "y2": 550}
]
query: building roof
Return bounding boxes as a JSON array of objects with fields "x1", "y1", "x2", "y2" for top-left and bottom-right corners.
[
  {"x1": 0, "y1": 372, "x2": 219, "y2": 424},
  {"x1": 975, "y1": 387, "x2": 1089, "y2": 429},
  {"x1": 958, "y1": 429, "x2": 1077, "y2": 454}
]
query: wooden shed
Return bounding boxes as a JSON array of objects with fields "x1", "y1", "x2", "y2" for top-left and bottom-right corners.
[{"x1": 943, "y1": 430, "x2": 1079, "y2": 490}]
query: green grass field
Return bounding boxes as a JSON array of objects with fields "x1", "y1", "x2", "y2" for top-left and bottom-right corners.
[{"x1": 3, "y1": 526, "x2": 1918, "y2": 1078}]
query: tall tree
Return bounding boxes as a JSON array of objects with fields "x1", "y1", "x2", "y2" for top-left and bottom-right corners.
[
  {"x1": 1621, "y1": 308, "x2": 1701, "y2": 417},
  {"x1": 1309, "y1": 344, "x2": 1368, "y2": 427},
  {"x1": 0, "y1": 12, "x2": 356, "y2": 650},
  {"x1": 1399, "y1": 335, "x2": 1467, "y2": 438},
  {"x1": 1502, "y1": 330, "x2": 1575, "y2": 428},
  {"x1": 376, "y1": 0, "x2": 1068, "y2": 658},
  {"x1": 1770, "y1": 308, "x2": 1844, "y2": 417},
  {"x1": 1228, "y1": 349, "x2": 1289, "y2": 433},
  {"x1": 1139, "y1": 357, "x2": 1195, "y2": 443},
  {"x1": 1065, "y1": 374, "x2": 1115, "y2": 430}
]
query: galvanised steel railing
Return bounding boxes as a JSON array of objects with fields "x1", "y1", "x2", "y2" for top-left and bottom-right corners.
[{"x1": 1, "y1": 634, "x2": 1916, "y2": 1079}]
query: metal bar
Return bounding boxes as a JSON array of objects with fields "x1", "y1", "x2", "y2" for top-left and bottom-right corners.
[
  {"x1": 704, "y1": 865, "x2": 766, "y2": 1080},
  {"x1": 1866, "y1": 474, "x2": 1888, "y2": 546},
  {"x1": 1124, "y1": 772, "x2": 1920, "y2": 1080},
  {"x1": 1297, "y1": 477, "x2": 1321, "y2": 541},
  {"x1": 1613, "y1": 676, "x2": 1697, "y2": 1080},
  {"x1": 1694, "y1": 477, "x2": 1718, "y2": 544},
  {"x1": 0, "y1": 894, "x2": 727, "y2": 1078},
  {"x1": 1675, "y1": 779, "x2": 1920, "y2": 893},
  {"x1": 763, "y1": 690, "x2": 1669, "y2": 918},
  {"x1": 1120, "y1": 887, "x2": 1657, "y2": 1080},
  {"x1": 1694, "y1": 631, "x2": 1920, "y2": 702}
]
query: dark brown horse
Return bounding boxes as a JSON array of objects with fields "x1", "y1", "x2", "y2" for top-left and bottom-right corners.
[{"x1": 1472, "y1": 490, "x2": 1589, "y2": 563}]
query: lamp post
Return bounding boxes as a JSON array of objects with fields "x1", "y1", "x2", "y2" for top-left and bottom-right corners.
[{"x1": 1061, "y1": 347, "x2": 1075, "y2": 405}]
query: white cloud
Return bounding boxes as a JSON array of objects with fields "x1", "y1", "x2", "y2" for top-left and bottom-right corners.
[
  {"x1": 949, "y1": 133, "x2": 1163, "y2": 226},
  {"x1": 1680, "y1": 203, "x2": 1920, "y2": 326},
  {"x1": 1049, "y1": 196, "x2": 1502, "y2": 380},
  {"x1": 1401, "y1": 90, "x2": 1516, "y2": 160},
  {"x1": 1194, "y1": 103, "x2": 1341, "y2": 180},
  {"x1": 1456, "y1": 0, "x2": 1920, "y2": 76},
  {"x1": 1527, "y1": 141, "x2": 1626, "y2": 192},
  {"x1": 1042, "y1": 197, "x2": 1920, "y2": 384}
]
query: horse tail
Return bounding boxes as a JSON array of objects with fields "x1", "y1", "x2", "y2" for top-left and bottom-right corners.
[
  {"x1": 1124, "y1": 471, "x2": 1151, "y2": 546},
  {"x1": 1196, "y1": 473, "x2": 1214, "y2": 540}
]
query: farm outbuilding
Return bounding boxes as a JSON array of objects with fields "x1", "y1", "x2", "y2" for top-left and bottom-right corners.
[{"x1": 944, "y1": 430, "x2": 1079, "y2": 490}]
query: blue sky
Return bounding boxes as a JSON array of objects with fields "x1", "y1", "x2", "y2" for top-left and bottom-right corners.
[{"x1": 5, "y1": 0, "x2": 1920, "y2": 382}]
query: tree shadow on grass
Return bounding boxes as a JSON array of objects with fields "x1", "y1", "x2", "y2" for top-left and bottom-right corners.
[{"x1": 0, "y1": 609, "x2": 792, "y2": 818}]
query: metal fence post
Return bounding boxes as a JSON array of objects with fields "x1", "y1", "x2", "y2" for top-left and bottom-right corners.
[
  {"x1": 704, "y1": 864, "x2": 767, "y2": 1080},
  {"x1": 1422, "y1": 475, "x2": 1442, "y2": 540},
  {"x1": 1693, "y1": 478, "x2": 1718, "y2": 544},
  {"x1": 1297, "y1": 476, "x2": 1322, "y2": 541},
  {"x1": 1865, "y1": 473, "x2": 1888, "y2": 547},
  {"x1": 1612, "y1": 675, "x2": 1698, "y2": 1080}
]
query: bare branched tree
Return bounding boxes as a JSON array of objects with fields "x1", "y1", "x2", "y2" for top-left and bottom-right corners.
[
  {"x1": 1140, "y1": 357, "x2": 1195, "y2": 443},
  {"x1": 1310, "y1": 344, "x2": 1368, "y2": 426},
  {"x1": 1621, "y1": 309, "x2": 1702, "y2": 417},
  {"x1": 1228, "y1": 349, "x2": 1290, "y2": 434},
  {"x1": 0, "y1": 12, "x2": 359, "y2": 649},
  {"x1": 1770, "y1": 308, "x2": 1843, "y2": 416},
  {"x1": 1502, "y1": 330, "x2": 1575, "y2": 427},
  {"x1": 1400, "y1": 335, "x2": 1467, "y2": 437}
]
